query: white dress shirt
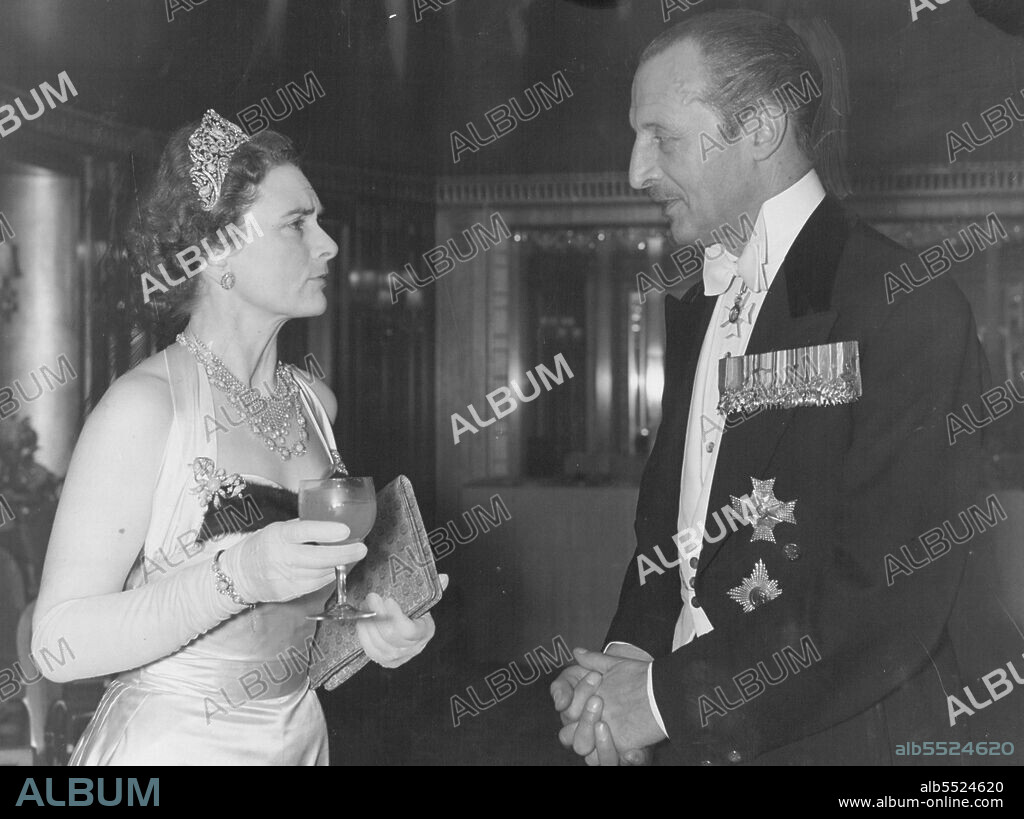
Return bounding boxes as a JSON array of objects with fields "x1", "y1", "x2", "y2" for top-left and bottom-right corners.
[{"x1": 627, "y1": 170, "x2": 827, "y2": 737}]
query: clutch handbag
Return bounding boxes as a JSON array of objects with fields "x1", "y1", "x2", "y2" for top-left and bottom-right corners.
[{"x1": 309, "y1": 474, "x2": 442, "y2": 690}]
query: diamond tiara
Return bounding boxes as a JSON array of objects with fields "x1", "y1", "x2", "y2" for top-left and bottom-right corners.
[{"x1": 187, "y1": 109, "x2": 250, "y2": 211}]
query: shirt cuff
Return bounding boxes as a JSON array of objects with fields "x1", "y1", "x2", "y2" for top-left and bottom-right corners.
[
  {"x1": 647, "y1": 662, "x2": 669, "y2": 738},
  {"x1": 604, "y1": 643, "x2": 667, "y2": 738}
]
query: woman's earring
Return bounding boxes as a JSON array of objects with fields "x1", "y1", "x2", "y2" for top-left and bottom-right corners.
[{"x1": 220, "y1": 271, "x2": 235, "y2": 290}]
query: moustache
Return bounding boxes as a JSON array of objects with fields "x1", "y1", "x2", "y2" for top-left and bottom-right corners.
[{"x1": 648, "y1": 189, "x2": 681, "y2": 204}]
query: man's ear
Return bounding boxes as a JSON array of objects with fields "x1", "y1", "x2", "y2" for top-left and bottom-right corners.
[{"x1": 749, "y1": 106, "x2": 788, "y2": 161}]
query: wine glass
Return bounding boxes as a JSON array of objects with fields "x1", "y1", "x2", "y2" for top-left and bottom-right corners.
[{"x1": 300, "y1": 476, "x2": 377, "y2": 621}]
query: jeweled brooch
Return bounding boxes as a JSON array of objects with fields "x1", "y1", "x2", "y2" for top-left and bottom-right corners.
[
  {"x1": 328, "y1": 449, "x2": 349, "y2": 476},
  {"x1": 189, "y1": 456, "x2": 246, "y2": 509},
  {"x1": 728, "y1": 559, "x2": 782, "y2": 613}
]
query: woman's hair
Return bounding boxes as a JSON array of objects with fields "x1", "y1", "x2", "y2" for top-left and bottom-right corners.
[{"x1": 116, "y1": 120, "x2": 297, "y2": 343}]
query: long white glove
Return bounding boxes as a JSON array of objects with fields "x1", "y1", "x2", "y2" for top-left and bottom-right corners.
[
  {"x1": 217, "y1": 520, "x2": 366, "y2": 604},
  {"x1": 31, "y1": 520, "x2": 366, "y2": 683},
  {"x1": 355, "y1": 575, "x2": 448, "y2": 668}
]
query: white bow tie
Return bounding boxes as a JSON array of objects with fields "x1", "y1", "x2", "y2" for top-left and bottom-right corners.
[{"x1": 702, "y1": 217, "x2": 768, "y2": 296}]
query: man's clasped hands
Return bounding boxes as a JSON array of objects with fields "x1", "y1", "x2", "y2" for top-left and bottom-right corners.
[{"x1": 549, "y1": 643, "x2": 668, "y2": 765}]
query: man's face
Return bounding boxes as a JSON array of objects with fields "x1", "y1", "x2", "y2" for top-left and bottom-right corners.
[{"x1": 628, "y1": 40, "x2": 757, "y2": 246}]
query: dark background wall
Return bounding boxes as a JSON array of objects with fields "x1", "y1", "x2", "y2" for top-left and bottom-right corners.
[{"x1": 2, "y1": 0, "x2": 1023, "y2": 177}]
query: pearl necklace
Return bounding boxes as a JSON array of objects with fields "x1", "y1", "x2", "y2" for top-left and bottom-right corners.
[{"x1": 178, "y1": 332, "x2": 308, "y2": 460}]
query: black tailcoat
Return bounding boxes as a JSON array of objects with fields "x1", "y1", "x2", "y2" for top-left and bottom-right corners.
[{"x1": 606, "y1": 197, "x2": 1007, "y2": 765}]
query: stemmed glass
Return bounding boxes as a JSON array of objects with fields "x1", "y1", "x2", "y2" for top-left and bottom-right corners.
[{"x1": 300, "y1": 476, "x2": 377, "y2": 621}]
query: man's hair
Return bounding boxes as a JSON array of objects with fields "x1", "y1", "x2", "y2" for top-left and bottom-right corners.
[{"x1": 640, "y1": 10, "x2": 823, "y2": 161}]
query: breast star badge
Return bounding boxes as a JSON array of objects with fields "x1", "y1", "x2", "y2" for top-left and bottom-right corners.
[
  {"x1": 728, "y1": 559, "x2": 782, "y2": 613},
  {"x1": 731, "y1": 476, "x2": 796, "y2": 543}
]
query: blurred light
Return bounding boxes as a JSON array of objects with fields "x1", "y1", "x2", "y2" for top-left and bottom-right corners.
[
  {"x1": 645, "y1": 356, "x2": 665, "y2": 408},
  {"x1": 637, "y1": 241, "x2": 646, "y2": 250},
  {"x1": 263, "y1": 0, "x2": 289, "y2": 61}
]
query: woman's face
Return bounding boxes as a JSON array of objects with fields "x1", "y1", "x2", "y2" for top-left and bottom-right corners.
[{"x1": 221, "y1": 163, "x2": 338, "y2": 321}]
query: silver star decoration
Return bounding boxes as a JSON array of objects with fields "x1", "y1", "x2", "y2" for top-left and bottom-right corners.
[
  {"x1": 731, "y1": 477, "x2": 796, "y2": 543},
  {"x1": 720, "y1": 287, "x2": 754, "y2": 339},
  {"x1": 727, "y1": 559, "x2": 782, "y2": 613}
]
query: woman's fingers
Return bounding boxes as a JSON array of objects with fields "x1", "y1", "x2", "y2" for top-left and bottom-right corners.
[
  {"x1": 356, "y1": 616, "x2": 395, "y2": 661},
  {"x1": 278, "y1": 519, "x2": 351, "y2": 545},
  {"x1": 357, "y1": 618, "x2": 429, "y2": 666},
  {"x1": 315, "y1": 541, "x2": 367, "y2": 567},
  {"x1": 367, "y1": 594, "x2": 431, "y2": 644},
  {"x1": 355, "y1": 595, "x2": 435, "y2": 667}
]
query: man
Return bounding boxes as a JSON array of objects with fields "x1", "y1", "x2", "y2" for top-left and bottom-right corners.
[{"x1": 551, "y1": 10, "x2": 1001, "y2": 765}]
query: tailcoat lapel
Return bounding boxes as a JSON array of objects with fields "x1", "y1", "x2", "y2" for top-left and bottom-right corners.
[
  {"x1": 696, "y1": 196, "x2": 854, "y2": 571},
  {"x1": 639, "y1": 286, "x2": 716, "y2": 534}
]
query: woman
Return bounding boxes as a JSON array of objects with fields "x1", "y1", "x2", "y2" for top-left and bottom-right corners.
[{"x1": 31, "y1": 110, "x2": 439, "y2": 765}]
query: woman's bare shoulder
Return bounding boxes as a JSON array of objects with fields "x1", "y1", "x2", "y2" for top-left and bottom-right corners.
[
  {"x1": 88, "y1": 349, "x2": 175, "y2": 438},
  {"x1": 295, "y1": 365, "x2": 337, "y2": 424}
]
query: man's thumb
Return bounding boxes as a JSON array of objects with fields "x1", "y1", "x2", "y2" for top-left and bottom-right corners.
[{"x1": 574, "y1": 648, "x2": 623, "y2": 673}]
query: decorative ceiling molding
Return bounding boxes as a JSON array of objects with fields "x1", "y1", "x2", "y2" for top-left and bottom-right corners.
[
  {"x1": 3, "y1": 85, "x2": 1021, "y2": 218},
  {"x1": 435, "y1": 164, "x2": 1024, "y2": 234},
  {"x1": 872, "y1": 220, "x2": 1024, "y2": 248},
  {"x1": 436, "y1": 164, "x2": 1024, "y2": 207},
  {"x1": 436, "y1": 173, "x2": 640, "y2": 206}
]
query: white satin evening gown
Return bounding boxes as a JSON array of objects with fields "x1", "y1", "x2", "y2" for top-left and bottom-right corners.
[{"x1": 70, "y1": 347, "x2": 340, "y2": 765}]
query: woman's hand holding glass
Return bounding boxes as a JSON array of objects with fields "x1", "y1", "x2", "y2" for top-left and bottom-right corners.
[{"x1": 219, "y1": 519, "x2": 367, "y2": 604}]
